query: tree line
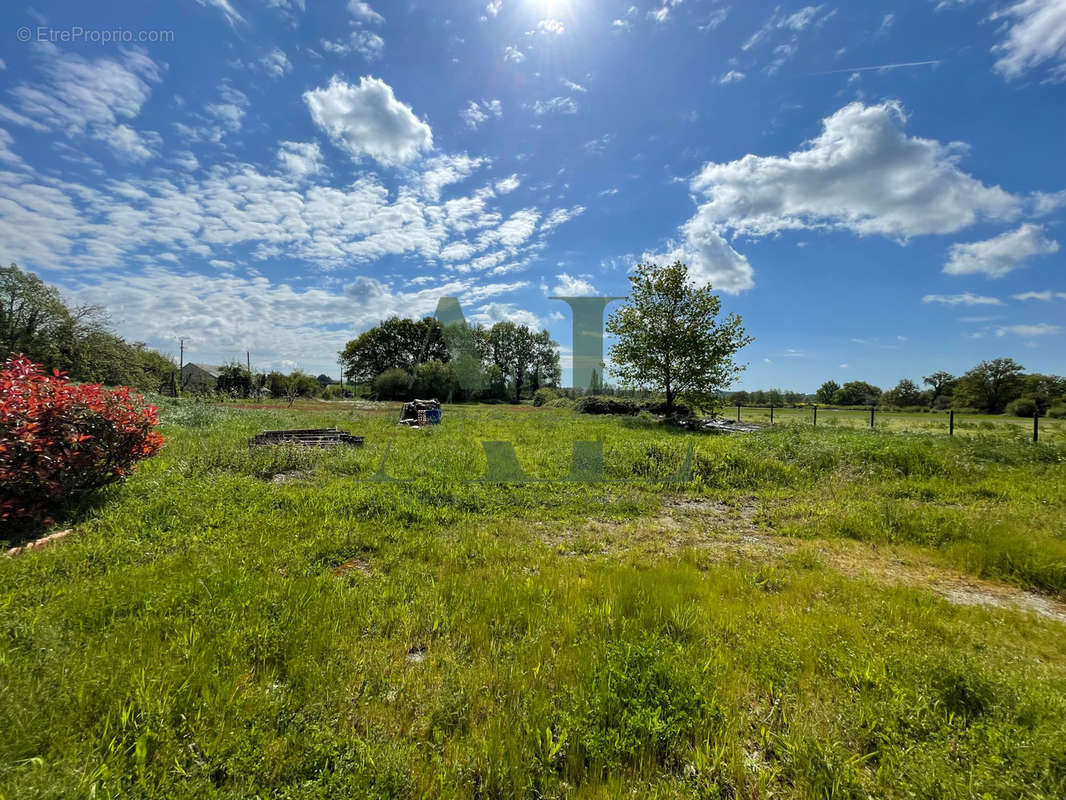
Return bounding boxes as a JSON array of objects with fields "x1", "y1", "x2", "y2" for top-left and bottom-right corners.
[
  {"x1": 338, "y1": 316, "x2": 560, "y2": 402},
  {"x1": 1, "y1": 263, "x2": 175, "y2": 391},
  {"x1": 811, "y1": 359, "x2": 1066, "y2": 417}
]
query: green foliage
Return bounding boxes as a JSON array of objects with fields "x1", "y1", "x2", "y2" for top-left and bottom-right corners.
[
  {"x1": 1048, "y1": 403, "x2": 1066, "y2": 419},
  {"x1": 956, "y1": 358, "x2": 1027, "y2": 413},
  {"x1": 339, "y1": 316, "x2": 447, "y2": 384},
  {"x1": 413, "y1": 359, "x2": 459, "y2": 401},
  {"x1": 372, "y1": 367, "x2": 414, "y2": 401},
  {"x1": 574, "y1": 395, "x2": 639, "y2": 415},
  {"x1": 815, "y1": 380, "x2": 840, "y2": 404},
  {"x1": 883, "y1": 378, "x2": 923, "y2": 407},
  {"x1": 1006, "y1": 396, "x2": 1041, "y2": 418},
  {"x1": 1, "y1": 263, "x2": 176, "y2": 391},
  {"x1": 606, "y1": 261, "x2": 752, "y2": 415},
  {"x1": 533, "y1": 387, "x2": 559, "y2": 407},
  {"x1": 832, "y1": 380, "x2": 882, "y2": 406}
]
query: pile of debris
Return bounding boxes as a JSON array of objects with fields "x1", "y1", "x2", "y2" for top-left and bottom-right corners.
[
  {"x1": 249, "y1": 428, "x2": 365, "y2": 447},
  {"x1": 400, "y1": 398, "x2": 442, "y2": 427},
  {"x1": 673, "y1": 417, "x2": 764, "y2": 434}
]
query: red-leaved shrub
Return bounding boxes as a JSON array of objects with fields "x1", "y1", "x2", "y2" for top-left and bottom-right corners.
[{"x1": 0, "y1": 355, "x2": 164, "y2": 533}]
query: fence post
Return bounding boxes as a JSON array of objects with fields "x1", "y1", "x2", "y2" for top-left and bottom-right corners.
[
  {"x1": 770, "y1": 405, "x2": 774, "y2": 425},
  {"x1": 949, "y1": 409, "x2": 954, "y2": 436},
  {"x1": 737, "y1": 403, "x2": 741, "y2": 422},
  {"x1": 1034, "y1": 412, "x2": 1039, "y2": 443},
  {"x1": 870, "y1": 406, "x2": 875, "y2": 429},
  {"x1": 813, "y1": 406, "x2": 818, "y2": 427}
]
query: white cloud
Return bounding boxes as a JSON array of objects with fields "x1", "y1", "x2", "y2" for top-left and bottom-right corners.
[
  {"x1": 321, "y1": 31, "x2": 385, "y2": 60},
  {"x1": 255, "y1": 47, "x2": 292, "y2": 78},
  {"x1": 503, "y1": 46, "x2": 526, "y2": 63},
  {"x1": 944, "y1": 224, "x2": 1059, "y2": 278},
  {"x1": 304, "y1": 75, "x2": 433, "y2": 166},
  {"x1": 719, "y1": 70, "x2": 746, "y2": 84},
  {"x1": 537, "y1": 18, "x2": 566, "y2": 34},
  {"x1": 348, "y1": 0, "x2": 384, "y2": 24},
  {"x1": 552, "y1": 273, "x2": 596, "y2": 294},
  {"x1": 277, "y1": 140, "x2": 325, "y2": 178},
  {"x1": 599, "y1": 187, "x2": 619, "y2": 197},
  {"x1": 533, "y1": 96, "x2": 578, "y2": 115},
  {"x1": 562, "y1": 78, "x2": 587, "y2": 93},
  {"x1": 688, "y1": 101, "x2": 1021, "y2": 240},
  {"x1": 541, "y1": 206, "x2": 585, "y2": 232},
  {"x1": 486, "y1": 1, "x2": 503, "y2": 17},
  {"x1": 196, "y1": 0, "x2": 245, "y2": 27},
  {"x1": 992, "y1": 0, "x2": 1066, "y2": 81},
  {"x1": 996, "y1": 322, "x2": 1061, "y2": 336},
  {"x1": 1013, "y1": 289, "x2": 1066, "y2": 301},
  {"x1": 461, "y1": 98, "x2": 502, "y2": 129},
  {"x1": 470, "y1": 302, "x2": 542, "y2": 329},
  {"x1": 495, "y1": 174, "x2": 520, "y2": 194},
  {"x1": 922, "y1": 292, "x2": 1003, "y2": 306},
  {"x1": 0, "y1": 44, "x2": 162, "y2": 160},
  {"x1": 109, "y1": 124, "x2": 162, "y2": 162},
  {"x1": 642, "y1": 219, "x2": 755, "y2": 293},
  {"x1": 416, "y1": 153, "x2": 488, "y2": 201}
]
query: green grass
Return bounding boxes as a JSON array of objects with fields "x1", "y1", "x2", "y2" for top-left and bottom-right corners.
[{"x1": 2, "y1": 400, "x2": 1066, "y2": 798}]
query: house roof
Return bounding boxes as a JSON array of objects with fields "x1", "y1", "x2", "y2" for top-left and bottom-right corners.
[{"x1": 184, "y1": 362, "x2": 222, "y2": 378}]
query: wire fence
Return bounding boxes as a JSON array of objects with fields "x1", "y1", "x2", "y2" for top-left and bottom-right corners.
[{"x1": 729, "y1": 404, "x2": 1061, "y2": 442}]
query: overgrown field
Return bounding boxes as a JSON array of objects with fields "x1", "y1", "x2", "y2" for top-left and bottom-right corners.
[{"x1": 2, "y1": 401, "x2": 1066, "y2": 799}]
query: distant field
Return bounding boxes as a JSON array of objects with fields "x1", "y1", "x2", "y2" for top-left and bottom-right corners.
[{"x1": 2, "y1": 401, "x2": 1065, "y2": 798}]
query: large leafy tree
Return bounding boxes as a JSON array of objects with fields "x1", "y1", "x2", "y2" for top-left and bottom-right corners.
[
  {"x1": 339, "y1": 316, "x2": 448, "y2": 383},
  {"x1": 486, "y1": 321, "x2": 538, "y2": 403},
  {"x1": 955, "y1": 358, "x2": 1026, "y2": 413},
  {"x1": 922, "y1": 370, "x2": 956, "y2": 400},
  {"x1": 815, "y1": 381, "x2": 840, "y2": 404},
  {"x1": 605, "y1": 261, "x2": 752, "y2": 415}
]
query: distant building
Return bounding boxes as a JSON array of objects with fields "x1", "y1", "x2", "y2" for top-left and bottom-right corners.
[{"x1": 181, "y1": 362, "x2": 221, "y2": 392}]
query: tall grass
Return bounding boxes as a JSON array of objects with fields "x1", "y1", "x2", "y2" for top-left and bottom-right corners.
[{"x1": 2, "y1": 402, "x2": 1065, "y2": 798}]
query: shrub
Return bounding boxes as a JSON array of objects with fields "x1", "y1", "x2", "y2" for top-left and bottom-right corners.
[
  {"x1": 1006, "y1": 396, "x2": 1040, "y2": 418},
  {"x1": 640, "y1": 400, "x2": 691, "y2": 418},
  {"x1": 0, "y1": 355, "x2": 164, "y2": 533},
  {"x1": 413, "y1": 360, "x2": 459, "y2": 401},
  {"x1": 547, "y1": 397, "x2": 574, "y2": 409},
  {"x1": 533, "y1": 388, "x2": 559, "y2": 407},
  {"x1": 574, "y1": 395, "x2": 639, "y2": 415},
  {"x1": 1048, "y1": 403, "x2": 1066, "y2": 420},
  {"x1": 373, "y1": 368, "x2": 414, "y2": 401}
]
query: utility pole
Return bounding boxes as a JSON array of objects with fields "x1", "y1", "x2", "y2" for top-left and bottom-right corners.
[{"x1": 179, "y1": 338, "x2": 186, "y2": 372}]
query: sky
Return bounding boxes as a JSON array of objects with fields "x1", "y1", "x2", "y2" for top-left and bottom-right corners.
[{"x1": 0, "y1": 0, "x2": 1064, "y2": 391}]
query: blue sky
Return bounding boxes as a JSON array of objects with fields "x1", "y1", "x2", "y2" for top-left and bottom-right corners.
[{"x1": 0, "y1": 0, "x2": 1064, "y2": 390}]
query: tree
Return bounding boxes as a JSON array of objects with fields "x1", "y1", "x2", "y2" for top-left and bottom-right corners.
[
  {"x1": 486, "y1": 321, "x2": 538, "y2": 402},
  {"x1": 832, "y1": 381, "x2": 882, "y2": 406},
  {"x1": 339, "y1": 316, "x2": 447, "y2": 384},
  {"x1": 605, "y1": 261, "x2": 752, "y2": 415},
  {"x1": 922, "y1": 371, "x2": 956, "y2": 400},
  {"x1": 883, "y1": 379, "x2": 922, "y2": 407},
  {"x1": 955, "y1": 358, "x2": 1025, "y2": 413},
  {"x1": 528, "y1": 329, "x2": 561, "y2": 393},
  {"x1": 815, "y1": 381, "x2": 840, "y2": 404}
]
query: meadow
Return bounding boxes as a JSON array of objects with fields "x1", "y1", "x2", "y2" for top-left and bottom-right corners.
[{"x1": 2, "y1": 400, "x2": 1066, "y2": 799}]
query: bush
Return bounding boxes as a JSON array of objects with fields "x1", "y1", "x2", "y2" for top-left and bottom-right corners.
[
  {"x1": 1006, "y1": 396, "x2": 1041, "y2": 418},
  {"x1": 640, "y1": 400, "x2": 692, "y2": 418},
  {"x1": 533, "y1": 388, "x2": 559, "y2": 407},
  {"x1": 547, "y1": 397, "x2": 574, "y2": 409},
  {"x1": 373, "y1": 368, "x2": 414, "y2": 401},
  {"x1": 574, "y1": 395, "x2": 640, "y2": 415},
  {"x1": 0, "y1": 355, "x2": 164, "y2": 534},
  {"x1": 414, "y1": 360, "x2": 459, "y2": 401},
  {"x1": 1048, "y1": 403, "x2": 1066, "y2": 420}
]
